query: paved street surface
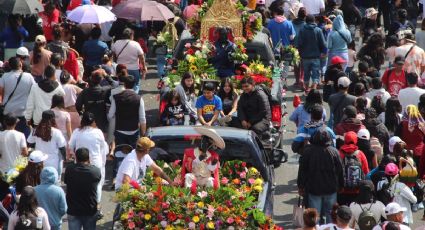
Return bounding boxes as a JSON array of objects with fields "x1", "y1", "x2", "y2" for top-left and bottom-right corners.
[{"x1": 60, "y1": 59, "x2": 425, "y2": 229}]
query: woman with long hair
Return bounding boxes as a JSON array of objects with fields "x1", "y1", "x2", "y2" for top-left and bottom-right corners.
[
  {"x1": 69, "y1": 112, "x2": 108, "y2": 207},
  {"x1": 218, "y1": 78, "x2": 238, "y2": 126},
  {"x1": 290, "y1": 89, "x2": 326, "y2": 130},
  {"x1": 0, "y1": 14, "x2": 28, "y2": 60},
  {"x1": 60, "y1": 71, "x2": 82, "y2": 130},
  {"x1": 174, "y1": 72, "x2": 197, "y2": 122},
  {"x1": 379, "y1": 97, "x2": 403, "y2": 135},
  {"x1": 8, "y1": 186, "x2": 50, "y2": 229},
  {"x1": 51, "y1": 95, "x2": 72, "y2": 141},
  {"x1": 348, "y1": 180, "x2": 385, "y2": 228},
  {"x1": 27, "y1": 110, "x2": 66, "y2": 177},
  {"x1": 357, "y1": 33, "x2": 386, "y2": 71},
  {"x1": 30, "y1": 35, "x2": 52, "y2": 82},
  {"x1": 14, "y1": 151, "x2": 47, "y2": 194}
]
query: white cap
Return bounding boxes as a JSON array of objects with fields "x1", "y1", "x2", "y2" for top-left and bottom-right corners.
[
  {"x1": 0, "y1": 61, "x2": 3, "y2": 68},
  {"x1": 357, "y1": 129, "x2": 370, "y2": 140},
  {"x1": 389, "y1": 136, "x2": 403, "y2": 153},
  {"x1": 35, "y1": 35, "x2": 46, "y2": 43},
  {"x1": 16, "y1": 47, "x2": 29, "y2": 57},
  {"x1": 338, "y1": 76, "x2": 351, "y2": 88},
  {"x1": 28, "y1": 150, "x2": 48, "y2": 163},
  {"x1": 385, "y1": 202, "x2": 407, "y2": 216}
]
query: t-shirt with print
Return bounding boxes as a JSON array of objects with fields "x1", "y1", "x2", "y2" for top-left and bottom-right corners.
[
  {"x1": 395, "y1": 44, "x2": 425, "y2": 78},
  {"x1": 115, "y1": 150, "x2": 154, "y2": 190},
  {"x1": 381, "y1": 69, "x2": 407, "y2": 96},
  {"x1": 111, "y1": 39, "x2": 144, "y2": 70},
  {"x1": 0, "y1": 130, "x2": 26, "y2": 173},
  {"x1": 195, "y1": 95, "x2": 223, "y2": 122}
]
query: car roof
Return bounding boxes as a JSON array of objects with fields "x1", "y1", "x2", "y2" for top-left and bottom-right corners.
[{"x1": 147, "y1": 126, "x2": 255, "y2": 140}]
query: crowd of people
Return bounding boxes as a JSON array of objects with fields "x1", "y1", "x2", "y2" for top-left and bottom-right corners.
[{"x1": 1, "y1": 0, "x2": 425, "y2": 228}]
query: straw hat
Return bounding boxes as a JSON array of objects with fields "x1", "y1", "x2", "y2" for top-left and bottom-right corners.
[{"x1": 194, "y1": 127, "x2": 225, "y2": 149}]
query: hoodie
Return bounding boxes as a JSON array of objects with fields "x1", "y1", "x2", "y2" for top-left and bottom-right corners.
[
  {"x1": 327, "y1": 15, "x2": 352, "y2": 53},
  {"x1": 297, "y1": 127, "x2": 344, "y2": 195},
  {"x1": 267, "y1": 15, "x2": 296, "y2": 48},
  {"x1": 24, "y1": 79, "x2": 65, "y2": 125},
  {"x1": 334, "y1": 118, "x2": 365, "y2": 136},
  {"x1": 293, "y1": 120, "x2": 336, "y2": 146},
  {"x1": 292, "y1": 18, "x2": 306, "y2": 47},
  {"x1": 34, "y1": 167, "x2": 67, "y2": 228},
  {"x1": 297, "y1": 22, "x2": 327, "y2": 59},
  {"x1": 364, "y1": 118, "x2": 391, "y2": 154}
]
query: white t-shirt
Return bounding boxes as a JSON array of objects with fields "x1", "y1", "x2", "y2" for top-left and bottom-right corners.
[
  {"x1": 8, "y1": 207, "x2": 50, "y2": 230},
  {"x1": 62, "y1": 84, "x2": 80, "y2": 108},
  {"x1": 318, "y1": 224, "x2": 354, "y2": 230},
  {"x1": 372, "y1": 221, "x2": 411, "y2": 230},
  {"x1": 301, "y1": 0, "x2": 325, "y2": 15},
  {"x1": 115, "y1": 150, "x2": 154, "y2": 190},
  {"x1": 398, "y1": 87, "x2": 425, "y2": 112},
  {"x1": 111, "y1": 39, "x2": 144, "y2": 70},
  {"x1": 69, "y1": 127, "x2": 109, "y2": 169},
  {"x1": 27, "y1": 128, "x2": 66, "y2": 171},
  {"x1": 0, "y1": 130, "x2": 26, "y2": 173},
  {"x1": 349, "y1": 201, "x2": 386, "y2": 229}
]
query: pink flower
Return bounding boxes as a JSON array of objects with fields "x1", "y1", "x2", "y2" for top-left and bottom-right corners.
[
  {"x1": 249, "y1": 15, "x2": 256, "y2": 22},
  {"x1": 240, "y1": 171, "x2": 246, "y2": 179},
  {"x1": 172, "y1": 159, "x2": 181, "y2": 167},
  {"x1": 128, "y1": 221, "x2": 135, "y2": 229},
  {"x1": 197, "y1": 191, "x2": 208, "y2": 198},
  {"x1": 162, "y1": 202, "x2": 170, "y2": 209},
  {"x1": 138, "y1": 212, "x2": 144, "y2": 218},
  {"x1": 185, "y1": 43, "x2": 192, "y2": 48},
  {"x1": 227, "y1": 217, "x2": 235, "y2": 224},
  {"x1": 221, "y1": 177, "x2": 229, "y2": 185},
  {"x1": 248, "y1": 178, "x2": 255, "y2": 185},
  {"x1": 128, "y1": 210, "x2": 134, "y2": 218},
  {"x1": 161, "y1": 221, "x2": 168, "y2": 228},
  {"x1": 189, "y1": 222, "x2": 196, "y2": 229}
]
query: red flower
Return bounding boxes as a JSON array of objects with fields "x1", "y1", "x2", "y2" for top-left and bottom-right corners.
[
  {"x1": 186, "y1": 49, "x2": 194, "y2": 55},
  {"x1": 241, "y1": 162, "x2": 247, "y2": 167},
  {"x1": 167, "y1": 212, "x2": 177, "y2": 222},
  {"x1": 190, "y1": 180, "x2": 197, "y2": 194},
  {"x1": 234, "y1": 75, "x2": 244, "y2": 81}
]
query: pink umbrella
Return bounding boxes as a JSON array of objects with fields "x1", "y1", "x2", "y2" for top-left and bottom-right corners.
[{"x1": 112, "y1": 0, "x2": 174, "y2": 21}]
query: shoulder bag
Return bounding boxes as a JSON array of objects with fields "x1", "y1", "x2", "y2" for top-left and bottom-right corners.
[{"x1": 0, "y1": 72, "x2": 23, "y2": 122}]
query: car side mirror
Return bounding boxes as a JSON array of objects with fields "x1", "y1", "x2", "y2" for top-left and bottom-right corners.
[{"x1": 271, "y1": 148, "x2": 287, "y2": 168}]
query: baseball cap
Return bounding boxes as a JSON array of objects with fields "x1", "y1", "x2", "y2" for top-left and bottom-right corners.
[
  {"x1": 16, "y1": 47, "x2": 29, "y2": 57},
  {"x1": 385, "y1": 163, "x2": 399, "y2": 176},
  {"x1": 344, "y1": 131, "x2": 358, "y2": 145},
  {"x1": 136, "y1": 137, "x2": 155, "y2": 151},
  {"x1": 389, "y1": 136, "x2": 403, "y2": 153},
  {"x1": 29, "y1": 150, "x2": 48, "y2": 163},
  {"x1": 357, "y1": 129, "x2": 370, "y2": 140},
  {"x1": 336, "y1": 205, "x2": 352, "y2": 222},
  {"x1": 385, "y1": 202, "x2": 407, "y2": 216},
  {"x1": 331, "y1": 56, "x2": 347, "y2": 65},
  {"x1": 35, "y1": 35, "x2": 46, "y2": 43},
  {"x1": 394, "y1": 56, "x2": 405, "y2": 65},
  {"x1": 337, "y1": 76, "x2": 350, "y2": 88}
]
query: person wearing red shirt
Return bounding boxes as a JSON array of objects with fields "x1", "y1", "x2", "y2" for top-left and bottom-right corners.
[
  {"x1": 39, "y1": 2, "x2": 60, "y2": 42},
  {"x1": 338, "y1": 131, "x2": 370, "y2": 206},
  {"x1": 382, "y1": 56, "x2": 408, "y2": 97}
]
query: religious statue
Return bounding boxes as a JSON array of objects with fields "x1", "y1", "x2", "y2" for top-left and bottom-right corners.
[{"x1": 181, "y1": 127, "x2": 225, "y2": 189}]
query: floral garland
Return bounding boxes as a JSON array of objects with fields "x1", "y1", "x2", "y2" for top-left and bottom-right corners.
[{"x1": 115, "y1": 160, "x2": 282, "y2": 229}]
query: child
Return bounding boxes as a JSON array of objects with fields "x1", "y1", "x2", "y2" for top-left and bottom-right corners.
[
  {"x1": 162, "y1": 90, "x2": 187, "y2": 126},
  {"x1": 195, "y1": 82, "x2": 223, "y2": 126},
  {"x1": 385, "y1": 35, "x2": 400, "y2": 68},
  {"x1": 346, "y1": 41, "x2": 356, "y2": 76}
]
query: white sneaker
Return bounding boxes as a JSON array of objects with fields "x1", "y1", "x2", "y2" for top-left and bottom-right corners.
[{"x1": 419, "y1": 202, "x2": 424, "y2": 210}]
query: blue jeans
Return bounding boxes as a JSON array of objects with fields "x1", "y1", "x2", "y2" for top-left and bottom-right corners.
[
  {"x1": 156, "y1": 54, "x2": 166, "y2": 77},
  {"x1": 303, "y1": 59, "x2": 321, "y2": 85},
  {"x1": 127, "y1": 69, "x2": 141, "y2": 93},
  {"x1": 68, "y1": 215, "x2": 97, "y2": 230},
  {"x1": 308, "y1": 192, "x2": 337, "y2": 224}
]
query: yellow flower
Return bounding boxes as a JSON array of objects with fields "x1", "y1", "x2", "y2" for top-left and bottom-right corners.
[
  {"x1": 207, "y1": 221, "x2": 215, "y2": 229},
  {"x1": 254, "y1": 178, "x2": 263, "y2": 186},
  {"x1": 192, "y1": 216, "x2": 200, "y2": 223},
  {"x1": 187, "y1": 56, "x2": 196, "y2": 63},
  {"x1": 253, "y1": 185, "x2": 263, "y2": 192},
  {"x1": 120, "y1": 213, "x2": 128, "y2": 221},
  {"x1": 144, "y1": 214, "x2": 152, "y2": 221},
  {"x1": 249, "y1": 167, "x2": 258, "y2": 175},
  {"x1": 189, "y1": 65, "x2": 198, "y2": 72},
  {"x1": 166, "y1": 226, "x2": 174, "y2": 230},
  {"x1": 197, "y1": 201, "x2": 205, "y2": 208}
]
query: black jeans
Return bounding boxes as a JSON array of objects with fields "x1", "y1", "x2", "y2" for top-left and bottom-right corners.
[{"x1": 251, "y1": 119, "x2": 271, "y2": 141}]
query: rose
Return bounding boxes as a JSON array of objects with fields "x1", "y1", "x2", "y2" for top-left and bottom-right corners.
[
  {"x1": 128, "y1": 221, "x2": 135, "y2": 229},
  {"x1": 221, "y1": 177, "x2": 229, "y2": 185},
  {"x1": 128, "y1": 210, "x2": 134, "y2": 218},
  {"x1": 241, "y1": 162, "x2": 247, "y2": 168},
  {"x1": 254, "y1": 178, "x2": 263, "y2": 186},
  {"x1": 227, "y1": 217, "x2": 234, "y2": 224},
  {"x1": 162, "y1": 202, "x2": 170, "y2": 209},
  {"x1": 239, "y1": 171, "x2": 246, "y2": 179},
  {"x1": 167, "y1": 212, "x2": 177, "y2": 222},
  {"x1": 185, "y1": 43, "x2": 191, "y2": 48}
]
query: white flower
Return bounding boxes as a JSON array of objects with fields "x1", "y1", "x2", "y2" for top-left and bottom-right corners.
[{"x1": 197, "y1": 191, "x2": 208, "y2": 198}]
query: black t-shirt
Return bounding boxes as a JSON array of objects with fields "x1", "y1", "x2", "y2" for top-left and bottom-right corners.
[{"x1": 64, "y1": 163, "x2": 101, "y2": 216}]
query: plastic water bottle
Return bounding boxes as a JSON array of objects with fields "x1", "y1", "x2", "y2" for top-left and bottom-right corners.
[
  {"x1": 36, "y1": 217, "x2": 42, "y2": 229},
  {"x1": 184, "y1": 112, "x2": 190, "y2": 126}
]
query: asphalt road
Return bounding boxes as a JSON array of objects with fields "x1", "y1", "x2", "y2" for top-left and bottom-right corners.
[{"x1": 60, "y1": 59, "x2": 425, "y2": 229}]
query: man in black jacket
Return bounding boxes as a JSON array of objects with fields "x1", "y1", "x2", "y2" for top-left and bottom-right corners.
[
  {"x1": 297, "y1": 127, "x2": 344, "y2": 224},
  {"x1": 237, "y1": 77, "x2": 271, "y2": 141}
]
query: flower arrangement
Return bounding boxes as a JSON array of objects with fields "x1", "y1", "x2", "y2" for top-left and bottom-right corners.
[
  {"x1": 165, "y1": 40, "x2": 217, "y2": 89},
  {"x1": 2, "y1": 156, "x2": 28, "y2": 184},
  {"x1": 187, "y1": 0, "x2": 213, "y2": 39},
  {"x1": 230, "y1": 37, "x2": 248, "y2": 63},
  {"x1": 232, "y1": 59, "x2": 273, "y2": 88},
  {"x1": 115, "y1": 160, "x2": 282, "y2": 229},
  {"x1": 281, "y1": 45, "x2": 301, "y2": 66},
  {"x1": 155, "y1": 31, "x2": 174, "y2": 50},
  {"x1": 240, "y1": 11, "x2": 263, "y2": 41}
]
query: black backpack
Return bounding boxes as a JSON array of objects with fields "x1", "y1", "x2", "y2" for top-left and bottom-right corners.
[
  {"x1": 15, "y1": 213, "x2": 42, "y2": 230},
  {"x1": 357, "y1": 203, "x2": 377, "y2": 230},
  {"x1": 257, "y1": 84, "x2": 276, "y2": 109},
  {"x1": 343, "y1": 151, "x2": 364, "y2": 188},
  {"x1": 377, "y1": 180, "x2": 395, "y2": 206}
]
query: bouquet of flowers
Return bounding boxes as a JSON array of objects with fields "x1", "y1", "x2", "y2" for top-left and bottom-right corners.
[
  {"x1": 240, "y1": 11, "x2": 263, "y2": 41},
  {"x1": 187, "y1": 0, "x2": 213, "y2": 39},
  {"x1": 155, "y1": 31, "x2": 173, "y2": 50},
  {"x1": 230, "y1": 37, "x2": 248, "y2": 64},
  {"x1": 115, "y1": 160, "x2": 282, "y2": 230},
  {"x1": 232, "y1": 59, "x2": 273, "y2": 88},
  {"x1": 281, "y1": 46, "x2": 301, "y2": 66},
  {"x1": 2, "y1": 156, "x2": 28, "y2": 184}
]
